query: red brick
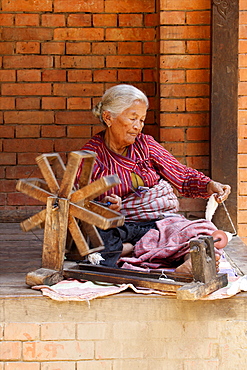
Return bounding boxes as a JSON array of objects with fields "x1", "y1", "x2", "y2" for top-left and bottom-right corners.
[
  {"x1": 118, "y1": 69, "x2": 142, "y2": 82},
  {"x1": 186, "y1": 40, "x2": 210, "y2": 54},
  {"x1": 42, "y1": 97, "x2": 66, "y2": 110},
  {"x1": 67, "y1": 14, "x2": 92, "y2": 27},
  {"x1": 0, "y1": 97, "x2": 15, "y2": 110},
  {"x1": 42, "y1": 14, "x2": 65, "y2": 27},
  {"x1": 0, "y1": 125, "x2": 14, "y2": 138},
  {"x1": 239, "y1": 139, "x2": 247, "y2": 154},
  {"x1": 7, "y1": 192, "x2": 44, "y2": 206},
  {"x1": 160, "y1": 98, "x2": 185, "y2": 112},
  {"x1": 54, "y1": 28, "x2": 104, "y2": 41},
  {"x1": 160, "y1": 0, "x2": 211, "y2": 11},
  {"x1": 160, "y1": 55, "x2": 210, "y2": 69},
  {"x1": 0, "y1": 113, "x2": 3, "y2": 124},
  {"x1": 186, "y1": 97, "x2": 209, "y2": 111},
  {"x1": 160, "y1": 40, "x2": 186, "y2": 54},
  {"x1": 42, "y1": 70, "x2": 66, "y2": 82},
  {"x1": 17, "y1": 152, "x2": 40, "y2": 165},
  {"x1": 15, "y1": 14, "x2": 40, "y2": 26},
  {"x1": 105, "y1": 0, "x2": 155, "y2": 12},
  {"x1": 16, "y1": 98, "x2": 40, "y2": 110},
  {"x1": 119, "y1": 14, "x2": 143, "y2": 27},
  {"x1": 186, "y1": 11, "x2": 211, "y2": 24},
  {"x1": 106, "y1": 55, "x2": 155, "y2": 68},
  {"x1": 186, "y1": 127, "x2": 209, "y2": 141},
  {"x1": 4, "y1": 139, "x2": 54, "y2": 153},
  {"x1": 93, "y1": 14, "x2": 117, "y2": 27},
  {"x1": 160, "y1": 11, "x2": 185, "y2": 25},
  {"x1": 2, "y1": 83, "x2": 51, "y2": 96},
  {"x1": 239, "y1": 40, "x2": 247, "y2": 54},
  {"x1": 92, "y1": 42, "x2": 117, "y2": 55},
  {"x1": 4, "y1": 111, "x2": 54, "y2": 124},
  {"x1": 5, "y1": 323, "x2": 40, "y2": 341},
  {"x1": 54, "y1": 0, "x2": 104, "y2": 12},
  {"x1": 143, "y1": 41, "x2": 158, "y2": 54},
  {"x1": 92, "y1": 125, "x2": 104, "y2": 136},
  {"x1": 17, "y1": 70, "x2": 41, "y2": 82},
  {"x1": 61, "y1": 56, "x2": 104, "y2": 69},
  {"x1": 66, "y1": 42, "x2": 91, "y2": 55},
  {"x1": 16, "y1": 125, "x2": 40, "y2": 138},
  {"x1": 0, "y1": 42, "x2": 15, "y2": 54},
  {"x1": 67, "y1": 126, "x2": 91, "y2": 138},
  {"x1": 41, "y1": 125, "x2": 66, "y2": 138},
  {"x1": 118, "y1": 42, "x2": 142, "y2": 55},
  {"x1": 68, "y1": 70, "x2": 92, "y2": 82},
  {"x1": 55, "y1": 111, "x2": 98, "y2": 125},
  {"x1": 239, "y1": 25, "x2": 247, "y2": 39},
  {"x1": 239, "y1": 68, "x2": 247, "y2": 81},
  {"x1": 239, "y1": 82, "x2": 247, "y2": 95},
  {"x1": 0, "y1": 179, "x2": 17, "y2": 192},
  {"x1": 239, "y1": 154, "x2": 247, "y2": 167},
  {"x1": 0, "y1": 152, "x2": 16, "y2": 165},
  {"x1": 239, "y1": 97, "x2": 247, "y2": 109},
  {"x1": 2, "y1": 0, "x2": 52, "y2": 11},
  {"x1": 239, "y1": 125, "x2": 247, "y2": 138},
  {"x1": 0, "y1": 342, "x2": 21, "y2": 360},
  {"x1": 0, "y1": 70, "x2": 16, "y2": 81},
  {"x1": 53, "y1": 83, "x2": 103, "y2": 97},
  {"x1": 163, "y1": 142, "x2": 185, "y2": 157},
  {"x1": 239, "y1": 54, "x2": 247, "y2": 67},
  {"x1": 186, "y1": 69, "x2": 210, "y2": 83},
  {"x1": 186, "y1": 142, "x2": 209, "y2": 156},
  {"x1": 55, "y1": 138, "x2": 87, "y2": 152},
  {"x1": 160, "y1": 112, "x2": 209, "y2": 127},
  {"x1": 143, "y1": 69, "x2": 158, "y2": 82},
  {"x1": 67, "y1": 98, "x2": 91, "y2": 110},
  {"x1": 160, "y1": 70, "x2": 185, "y2": 83},
  {"x1": 106, "y1": 28, "x2": 155, "y2": 41},
  {"x1": 94, "y1": 70, "x2": 117, "y2": 82},
  {"x1": 145, "y1": 13, "x2": 159, "y2": 27},
  {"x1": 5, "y1": 363, "x2": 40, "y2": 370},
  {"x1": 41, "y1": 42, "x2": 65, "y2": 55},
  {"x1": 161, "y1": 84, "x2": 209, "y2": 98},
  {"x1": 160, "y1": 25, "x2": 210, "y2": 40},
  {"x1": 1, "y1": 28, "x2": 53, "y2": 41},
  {"x1": 0, "y1": 14, "x2": 14, "y2": 26},
  {"x1": 3, "y1": 55, "x2": 52, "y2": 68},
  {"x1": 186, "y1": 156, "x2": 209, "y2": 170},
  {"x1": 160, "y1": 127, "x2": 185, "y2": 142}
]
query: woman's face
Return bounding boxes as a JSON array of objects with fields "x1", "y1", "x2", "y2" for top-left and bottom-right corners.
[{"x1": 103, "y1": 100, "x2": 147, "y2": 153}]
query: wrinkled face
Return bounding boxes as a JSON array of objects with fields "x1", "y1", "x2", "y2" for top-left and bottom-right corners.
[{"x1": 103, "y1": 100, "x2": 147, "y2": 152}]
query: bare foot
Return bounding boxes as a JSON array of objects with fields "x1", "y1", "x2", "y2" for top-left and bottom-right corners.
[
  {"x1": 121, "y1": 243, "x2": 134, "y2": 257},
  {"x1": 175, "y1": 252, "x2": 221, "y2": 274}
]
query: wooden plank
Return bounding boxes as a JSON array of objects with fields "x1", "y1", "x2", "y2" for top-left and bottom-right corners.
[
  {"x1": 71, "y1": 175, "x2": 121, "y2": 204},
  {"x1": 70, "y1": 203, "x2": 124, "y2": 230},
  {"x1": 16, "y1": 179, "x2": 53, "y2": 204},
  {"x1": 58, "y1": 151, "x2": 84, "y2": 199},
  {"x1": 20, "y1": 209, "x2": 46, "y2": 232},
  {"x1": 68, "y1": 215, "x2": 91, "y2": 257},
  {"x1": 211, "y1": 0, "x2": 239, "y2": 231},
  {"x1": 77, "y1": 151, "x2": 96, "y2": 188},
  {"x1": 36, "y1": 154, "x2": 60, "y2": 194},
  {"x1": 42, "y1": 197, "x2": 69, "y2": 271},
  {"x1": 26, "y1": 268, "x2": 63, "y2": 287},
  {"x1": 80, "y1": 222, "x2": 104, "y2": 249}
]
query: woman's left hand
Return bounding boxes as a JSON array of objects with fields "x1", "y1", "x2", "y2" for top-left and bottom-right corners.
[
  {"x1": 103, "y1": 194, "x2": 122, "y2": 212},
  {"x1": 207, "y1": 180, "x2": 231, "y2": 203}
]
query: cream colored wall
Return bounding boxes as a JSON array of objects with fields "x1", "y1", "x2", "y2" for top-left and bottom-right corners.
[{"x1": 1, "y1": 294, "x2": 247, "y2": 369}]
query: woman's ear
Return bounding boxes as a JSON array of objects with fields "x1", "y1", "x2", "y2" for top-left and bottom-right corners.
[{"x1": 102, "y1": 111, "x2": 112, "y2": 127}]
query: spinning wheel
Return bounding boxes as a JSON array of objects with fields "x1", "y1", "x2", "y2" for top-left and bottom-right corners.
[{"x1": 16, "y1": 151, "x2": 125, "y2": 286}]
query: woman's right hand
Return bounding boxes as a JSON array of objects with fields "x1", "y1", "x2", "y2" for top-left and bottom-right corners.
[{"x1": 103, "y1": 194, "x2": 122, "y2": 212}]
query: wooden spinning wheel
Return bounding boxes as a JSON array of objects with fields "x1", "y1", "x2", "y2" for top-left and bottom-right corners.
[{"x1": 16, "y1": 151, "x2": 125, "y2": 286}]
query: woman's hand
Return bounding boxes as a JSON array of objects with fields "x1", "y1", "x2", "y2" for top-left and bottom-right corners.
[
  {"x1": 103, "y1": 194, "x2": 122, "y2": 212},
  {"x1": 207, "y1": 180, "x2": 231, "y2": 203}
]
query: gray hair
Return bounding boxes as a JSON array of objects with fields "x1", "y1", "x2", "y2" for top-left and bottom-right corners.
[{"x1": 92, "y1": 84, "x2": 149, "y2": 125}]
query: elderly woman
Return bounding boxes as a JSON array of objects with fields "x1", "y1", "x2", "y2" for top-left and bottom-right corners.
[{"x1": 77, "y1": 84, "x2": 231, "y2": 273}]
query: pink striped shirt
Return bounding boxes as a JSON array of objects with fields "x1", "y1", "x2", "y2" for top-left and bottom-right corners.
[{"x1": 78, "y1": 131, "x2": 211, "y2": 200}]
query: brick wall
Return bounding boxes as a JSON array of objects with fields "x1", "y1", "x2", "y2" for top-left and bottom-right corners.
[
  {"x1": 0, "y1": 0, "x2": 159, "y2": 221},
  {"x1": 1, "y1": 294, "x2": 247, "y2": 369},
  {"x1": 238, "y1": 0, "x2": 247, "y2": 240},
  {"x1": 159, "y1": 0, "x2": 211, "y2": 219}
]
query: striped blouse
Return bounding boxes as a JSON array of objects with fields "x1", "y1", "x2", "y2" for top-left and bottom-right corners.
[{"x1": 78, "y1": 130, "x2": 211, "y2": 200}]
